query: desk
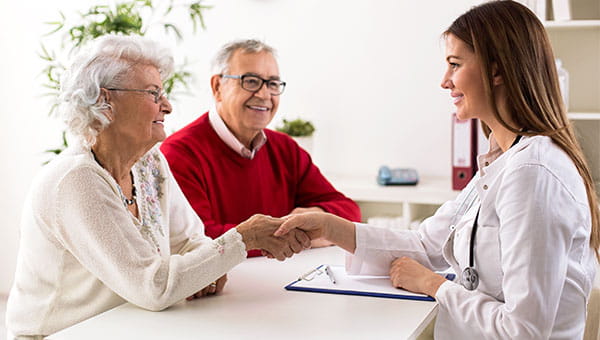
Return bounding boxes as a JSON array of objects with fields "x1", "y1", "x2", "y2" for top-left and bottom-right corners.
[{"x1": 49, "y1": 247, "x2": 438, "y2": 340}]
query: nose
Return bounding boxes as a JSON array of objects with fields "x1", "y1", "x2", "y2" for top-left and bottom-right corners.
[
  {"x1": 160, "y1": 97, "x2": 173, "y2": 115},
  {"x1": 441, "y1": 72, "x2": 453, "y2": 89},
  {"x1": 253, "y1": 82, "x2": 272, "y2": 100}
]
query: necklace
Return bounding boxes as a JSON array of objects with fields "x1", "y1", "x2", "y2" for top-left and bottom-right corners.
[{"x1": 91, "y1": 149, "x2": 137, "y2": 206}]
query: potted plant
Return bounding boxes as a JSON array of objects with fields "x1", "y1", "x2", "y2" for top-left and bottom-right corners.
[{"x1": 276, "y1": 118, "x2": 315, "y2": 153}]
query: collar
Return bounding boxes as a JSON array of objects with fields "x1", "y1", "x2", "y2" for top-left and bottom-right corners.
[
  {"x1": 477, "y1": 132, "x2": 528, "y2": 176},
  {"x1": 208, "y1": 108, "x2": 267, "y2": 159}
]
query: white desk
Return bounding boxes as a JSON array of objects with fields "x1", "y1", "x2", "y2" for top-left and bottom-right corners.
[{"x1": 49, "y1": 247, "x2": 438, "y2": 340}]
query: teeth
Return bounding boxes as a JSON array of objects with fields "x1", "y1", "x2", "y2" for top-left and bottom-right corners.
[
  {"x1": 248, "y1": 106, "x2": 268, "y2": 111},
  {"x1": 153, "y1": 121, "x2": 164, "y2": 124}
]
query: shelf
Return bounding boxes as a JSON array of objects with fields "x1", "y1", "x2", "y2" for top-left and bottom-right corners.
[
  {"x1": 544, "y1": 20, "x2": 600, "y2": 29},
  {"x1": 327, "y1": 174, "x2": 459, "y2": 205},
  {"x1": 568, "y1": 112, "x2": 600, "y2": 120}
]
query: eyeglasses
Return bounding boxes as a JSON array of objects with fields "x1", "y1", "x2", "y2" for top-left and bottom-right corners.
[
  {"x1": 105, "y1": 87, "x2": 167, "y2": 104},
  {"x1": 220, "y1": 74, "x2": 286, "y2": 95}
]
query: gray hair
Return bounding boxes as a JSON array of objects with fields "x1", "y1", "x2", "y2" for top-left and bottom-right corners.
[
  {"x1": 211, "y1": 39, "x2": 277, "y2": 74},
  {"x1": 58, "y1": 34, "x2": 174, "y2": 147}
]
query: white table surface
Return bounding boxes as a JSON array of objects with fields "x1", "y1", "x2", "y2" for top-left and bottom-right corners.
[{"x1": 49, "y1": 247, "x2": 438, "y2": 340}]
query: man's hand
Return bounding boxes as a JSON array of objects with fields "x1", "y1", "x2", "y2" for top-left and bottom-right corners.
[
  {"x1": 389, "y1": 257, "x2": 446, "y2": 297},
  {"x1": 186, "y1": 274, "x2": 228, "y2": 300},
  {"x1": 236, "y1": 214, "x2": 311, "y2": 261}
]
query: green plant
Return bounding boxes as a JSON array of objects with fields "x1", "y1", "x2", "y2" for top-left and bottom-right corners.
[
  {"x1": 276, "y1": 118, "x2": 315, "y2": 137},
  {"x1": 40, "y1": 0, "x2": 211, "y2": 160}
]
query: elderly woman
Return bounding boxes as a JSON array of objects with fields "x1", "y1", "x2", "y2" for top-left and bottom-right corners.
[{"x1": 6, "y1": 35, "x2": 309, "y2": 339}]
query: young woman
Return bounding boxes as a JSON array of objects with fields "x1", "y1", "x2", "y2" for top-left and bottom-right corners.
[{"x1": 275, "y1": 1, "x2": 599, "y2": 338}]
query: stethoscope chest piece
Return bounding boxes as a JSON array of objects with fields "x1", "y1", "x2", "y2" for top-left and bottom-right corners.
[{"x1": 462, "y1": 266, "x2": 479, "y2": 290}]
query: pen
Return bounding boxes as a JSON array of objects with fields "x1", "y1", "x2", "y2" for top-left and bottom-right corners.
[{"x1": 324, "y1": 265, "x2": 336, "y2": 284}]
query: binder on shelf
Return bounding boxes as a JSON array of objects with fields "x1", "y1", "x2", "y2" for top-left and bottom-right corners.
[
  {"x1": 552, "y1": 0, "x2": 572, "y2": 21},
  {"x1": 452, "y1": 114, "x2": 480, "y2": 191}
]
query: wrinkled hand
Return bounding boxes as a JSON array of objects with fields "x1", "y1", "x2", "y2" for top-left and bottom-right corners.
[
  {"x1": 389, "y1": 257, "x2": 446, "y2": 297},
  {"x1": 186, "y1": 274, "x2": 227, "y2": 300},
  {"x1": 260, "y1": 229, "x2": 313, "y2": 259},
  {"x1": 236, "y1": 214, "x2": 311, "y2": 261}
]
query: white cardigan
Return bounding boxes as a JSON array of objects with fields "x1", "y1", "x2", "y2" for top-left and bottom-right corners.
[
  {"x1": 6, "y1": 144, "x2": 247, "y2": 338},
  {"x1": 347, "y1": 135, "x2": 598, "y2": 339}
]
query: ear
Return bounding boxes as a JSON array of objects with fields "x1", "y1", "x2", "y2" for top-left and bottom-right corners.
[
  {"x1": 98, "y1": 88, "x2": 114, "y2": 121},
  {"x1": 98, "y1": 88, "x2": 110, "y2": 104},
  {"x1": 491, "y1": 62, "x2": 503, "y2": 86},
  {"x1": 210, "y1": 74, "x2": 223, "y2": 101}
]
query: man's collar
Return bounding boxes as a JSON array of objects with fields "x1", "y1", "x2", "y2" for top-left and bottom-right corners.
[{"x1": 208, "y1": 108, "x2": 267, "y2": 159}]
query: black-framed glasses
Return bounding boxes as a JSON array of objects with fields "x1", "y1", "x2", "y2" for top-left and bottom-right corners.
[
  {"x1": 220, "y1": 74, "x2": 286, "y2": 95},
  {"x1": 105, "y1": 87, "x2": 167, "y2": 104}
]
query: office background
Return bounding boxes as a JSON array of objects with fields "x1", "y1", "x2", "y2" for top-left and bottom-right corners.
[{"x1": 2, "y1": 0, "x2": 511, "y2": 295}]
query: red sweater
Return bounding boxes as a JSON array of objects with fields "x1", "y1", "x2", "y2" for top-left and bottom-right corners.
[{"x1": 160, "y1": 113, "x2": 361, "y2": 256}]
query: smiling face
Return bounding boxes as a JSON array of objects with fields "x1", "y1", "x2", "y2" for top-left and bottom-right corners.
[
  {"x1": 211, "y1": 50, "x2": 280, "y2": 146},
  {"x1": 441, "y1": 34, "x2": 492, "y2": 123},
  {"x1": 107, "y1": 64, "x2": 172, "y2": 148}
]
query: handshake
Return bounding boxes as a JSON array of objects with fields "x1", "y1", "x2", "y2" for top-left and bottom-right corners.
[{"x1": 235, "y1": 212, "x2": 330, "y2": 261}]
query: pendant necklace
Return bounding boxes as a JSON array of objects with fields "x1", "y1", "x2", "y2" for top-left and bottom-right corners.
[{"x1": 91, "y1": 149, "x2": 137, "y2": 206}]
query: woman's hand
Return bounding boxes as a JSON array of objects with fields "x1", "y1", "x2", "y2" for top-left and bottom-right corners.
[
  {"x1": 186, "y1": 274, "x2": 228, "y2": 300},
  {"x1": 236, "y1": 214, "x2": 311, "y2": 261},
  {"x1": 275, "y1": 212, "x2": 357, "y2": 253},
  {"x1": 288, "y1": 207, "x2": 333, "y2": 248},
  {"x1": 389, "y1": 257, "x2": 446, "y2": 297}
]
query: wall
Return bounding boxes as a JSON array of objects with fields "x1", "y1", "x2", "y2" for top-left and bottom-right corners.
[{"x1": 0, "y1": 0, "x2": 481, "y2": 294}]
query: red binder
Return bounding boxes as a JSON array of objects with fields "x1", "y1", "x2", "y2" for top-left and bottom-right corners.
[{"x1": 451, "y1": 114, "x2": 478, "y2": 190}]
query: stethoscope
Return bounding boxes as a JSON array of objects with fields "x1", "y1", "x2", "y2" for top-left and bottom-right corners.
[{"x1": 461, "y1": 134, "x2": 522, "y2": 291}]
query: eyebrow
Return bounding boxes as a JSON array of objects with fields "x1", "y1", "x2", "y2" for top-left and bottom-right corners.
[
  {"x1": 446, "y1": 55, "x2": 461, "y2": 62},
  {"x1": 244, "y1": 72, "x2": 281, "y2": 80},
  {"x1": 138, "y1": 83, "x2": 161, "y2": 90}
]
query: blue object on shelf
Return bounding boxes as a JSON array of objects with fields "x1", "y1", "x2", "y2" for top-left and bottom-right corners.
[{"x1": 377, "y1": 166, "x2": 419, "y2": 186}]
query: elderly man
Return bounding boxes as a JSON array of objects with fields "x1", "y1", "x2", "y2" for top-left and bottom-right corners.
[{"x1": 161, "y1": 39, "x2": 360, "y2": 256}]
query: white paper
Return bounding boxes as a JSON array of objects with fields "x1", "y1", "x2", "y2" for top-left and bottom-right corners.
[{"x1": 290, "y1": 265, "x2": 430, "y2": 299}]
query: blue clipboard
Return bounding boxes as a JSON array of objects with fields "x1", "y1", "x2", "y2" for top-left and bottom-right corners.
[{"x1": 285, "y1": 264, "x2": 455, "y2": 302}]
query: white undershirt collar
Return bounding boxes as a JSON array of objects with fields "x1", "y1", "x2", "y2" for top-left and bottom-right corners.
[{"x1": 208, "y1": 108, "x2": 267, "y2": 159}]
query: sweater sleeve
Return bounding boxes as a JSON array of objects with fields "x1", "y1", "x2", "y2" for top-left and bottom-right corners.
[
  {"x1": 293, "y1": 145, "x2": 361, "y2": 222},
  {"x1": 52, "y1": 166, "x2": 247, "y2": 312}
]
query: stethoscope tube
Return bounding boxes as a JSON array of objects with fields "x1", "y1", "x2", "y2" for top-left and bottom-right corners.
[{"x1": 461, "y1": 134, "x2": 522, "y2": 291}]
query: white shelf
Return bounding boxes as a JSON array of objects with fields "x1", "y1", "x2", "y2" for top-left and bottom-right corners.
[
  {"x1": 544, "y1": 20, "x2": 600, "y2": 29},
  {"x1": 327, "y1": 174, "x2": 458, "y2": 205},
  {"x1": 568, "y1": 112, "x2": 600, "y2": 120}
]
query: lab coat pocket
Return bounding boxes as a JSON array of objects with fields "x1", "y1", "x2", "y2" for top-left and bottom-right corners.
[{"x1": 474, "y1": 224, "x2": 504, "y2": 299}]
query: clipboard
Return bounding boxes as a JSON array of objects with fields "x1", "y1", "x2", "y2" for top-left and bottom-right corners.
[{"x1": 285, "y1": 264, "x2": 455, "y2": 302}]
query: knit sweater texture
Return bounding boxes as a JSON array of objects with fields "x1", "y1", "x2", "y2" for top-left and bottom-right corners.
[{"x1": 6, "y1": 144, "x2": 247, "y2": 338}]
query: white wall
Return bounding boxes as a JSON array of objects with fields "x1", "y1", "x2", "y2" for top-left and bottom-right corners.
[{"x1": 0, "y1": 0, "x2": 481, "y2": 294}]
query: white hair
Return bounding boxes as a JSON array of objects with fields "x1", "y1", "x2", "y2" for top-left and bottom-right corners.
[
  {"x1": 211, "y1": 39, "x2": 277, "y2": 74},
  {"x1": 58, "y1": 34, "x2": 174, "y2": 147}
]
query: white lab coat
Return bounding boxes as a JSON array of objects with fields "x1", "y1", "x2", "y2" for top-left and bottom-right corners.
[{"x1": 347, "y1": 135, "x2": 597, "y2": 339}]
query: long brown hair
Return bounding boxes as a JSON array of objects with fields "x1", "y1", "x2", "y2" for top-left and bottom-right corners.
[{"x1": 445, "y1": 0, "x2": 599, "y2": 259}]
